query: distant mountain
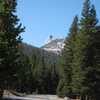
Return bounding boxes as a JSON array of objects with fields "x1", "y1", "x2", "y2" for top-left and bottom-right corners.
[
  {"x1": 41, "y1": 35, "x2": 65, "y2": 54},
  {"x1": 44, "y1": 35, "x2": 55, "y2": 45}
]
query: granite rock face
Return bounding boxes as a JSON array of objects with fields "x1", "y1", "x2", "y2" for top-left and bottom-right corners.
[{"x1": 41, "y1": 35, "x2": 65, "y2": 54}]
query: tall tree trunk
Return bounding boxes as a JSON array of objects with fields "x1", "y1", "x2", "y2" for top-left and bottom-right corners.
[
  {"x1": 76, "y1": 95, "x2": 79, "y2": 100},
  {"x1": 85, "y1": 95, "x2": 88, "y2": 100},
  {"x1": 79, "y1": 95, "x2": 82, "y2": 100},
  {"x1": 88, "y1": 96, "x2": 91, "y2": 100}
]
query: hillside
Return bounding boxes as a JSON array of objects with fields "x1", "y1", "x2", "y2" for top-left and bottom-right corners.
[{"x1": 19, "y1": 43, "x2": 59, "y2": 65}]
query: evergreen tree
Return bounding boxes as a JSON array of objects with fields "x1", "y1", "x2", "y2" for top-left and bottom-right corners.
[
  {"x1": 85, "y1": 5, "x2": 100, "y2": 100},
  {"x1": 33, "y1": 56, "x2": 46, "y2": 93},
  {"x1": 45, "y1": 63, "x2": 59, "y2": 94},
  {"x1": 57, "y1": 15, "x2": 78, "y2": 98},
  {"x1": 71, "y1": 0, "x2": 100, "y2": 99},
  {"x1": 0, "y1": 0, "x2": 25, "y2": 99},
  {"x1": 16, "y1": 43, "x2": 59, "y2": 94},
  {"x1": 15, "y1": 50, "x2": 32, "y2": 93},
  {"x1": 50, "y1": 63, "x2": 59, "y2": 94}
]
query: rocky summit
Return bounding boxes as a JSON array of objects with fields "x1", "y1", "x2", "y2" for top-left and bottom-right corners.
[{"x1": 41, "y1": 35, "x2": 65, "y2": 54}]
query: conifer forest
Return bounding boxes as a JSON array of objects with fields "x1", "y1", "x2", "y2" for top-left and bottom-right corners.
[{"x1": 0, "y1": 0, "x2": 100, "y2": 100}]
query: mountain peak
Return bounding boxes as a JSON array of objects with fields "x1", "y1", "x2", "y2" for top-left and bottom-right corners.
[
  {"x1": 44, "y1": 35, "x2": 54, "y2": 45},
  {"x1": 42, "y1": 36, "x2": 65, "y2": 54}
]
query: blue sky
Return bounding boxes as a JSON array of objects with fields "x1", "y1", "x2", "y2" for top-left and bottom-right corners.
[{"x1": 17, "y1": 0, "x2": 100, "y2": 47}]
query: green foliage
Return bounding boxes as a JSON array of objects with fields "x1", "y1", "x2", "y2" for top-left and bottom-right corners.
[
  {"x1": 57, "y1": 0, "x2": 100, "y2": 99},
  {"x1": 71, "y1": 0, "x2": 100, "y2": 99},
  {"x1": 0, "y1": 0, "x2": 100, "y2": 99},
  {"x1": 57, "y1": 15, "x2": 78, "y2": 98},
  {"x1": 33, "y1": 57, "x2": 46, "y2": 93},
  {"x1": 0, "y1": 0, "x2": 25, "y2": 99},
  {"x1": 20, "y1": 43, "x2": 58, "y2": 65},
  {"x1": 57, "y1": 79, "x2": 67, "y2": 98},
  {"x1": 11, "y1": 43, "x2": 59, "y2": 94},
  {"x1": 45, "y1": 63, "x2": 59, "y2": 94}
]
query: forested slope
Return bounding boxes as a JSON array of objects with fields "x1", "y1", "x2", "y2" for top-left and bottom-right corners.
[{"x1": 20, "y1": 43, "x2": 58, "y2": 65}]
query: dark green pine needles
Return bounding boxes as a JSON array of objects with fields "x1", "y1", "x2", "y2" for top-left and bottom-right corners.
[
  {"x1": 0, "y1": 0, "x2": 25, "y2": 99},
  {"x1": 57, "y1": 0, "x2": 100, "y2": 99}
]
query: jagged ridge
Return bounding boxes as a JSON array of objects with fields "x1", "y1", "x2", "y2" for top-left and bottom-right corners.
[{"x1": 41, "y1": 36, "x2": 65, "y2": 54}]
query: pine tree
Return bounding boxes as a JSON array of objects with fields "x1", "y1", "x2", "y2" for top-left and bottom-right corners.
[
  {"x1": 85, "y1": 5, "x2": 100, "y2": 100},
  {"x1": 50, "y1": 63, "x2": 59, "y2": 94},
  {"x1": 71, "y1": 0, "x2": 100, "y2": 99},
  {"x1": 16, "y1": 51, "x2": 32, "y2": 93},
  {"x1": 0, "y1": 0, "x2": 25, "y2": 99},
  {"x1": 57, "y1": 15, "x2": 78, "y2": 98},
  {"x1": 45, "y1": 63, "x2": 59, "y2": 94},
  {"x1": 33, "y1": 56, "x2": 46, "y2": 93},
  {"x1": 92, "y1": 26, "x2": 100, "y2": 100}
]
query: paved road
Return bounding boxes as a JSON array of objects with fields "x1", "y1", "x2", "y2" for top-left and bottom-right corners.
[{"x1": 3, "y1": 95, "x2": 69, "y2": 100}]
